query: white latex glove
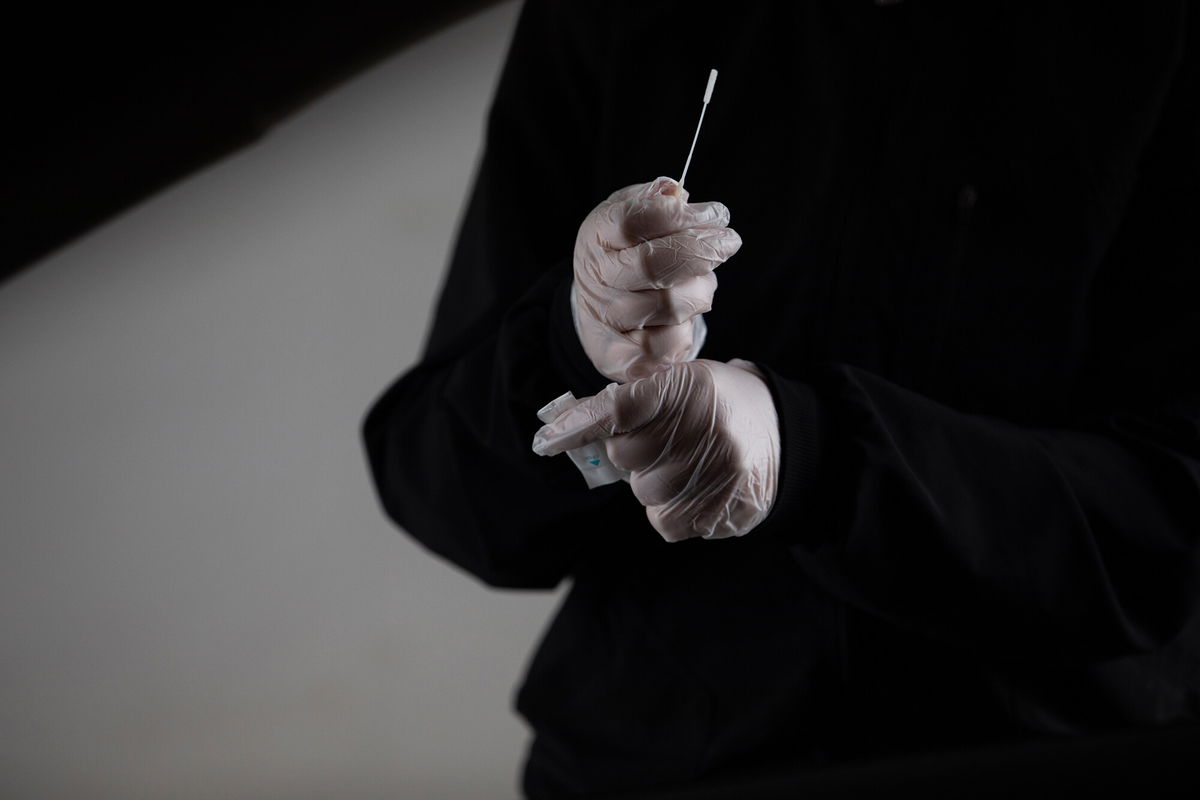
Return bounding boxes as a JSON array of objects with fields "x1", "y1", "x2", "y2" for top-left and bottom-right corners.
[
  {"x1": 532, "y1": 359, "x2": 779, "y2": 542},
  {"x1": 572, "y1": 177, "x2": 742, "y2": 382}
]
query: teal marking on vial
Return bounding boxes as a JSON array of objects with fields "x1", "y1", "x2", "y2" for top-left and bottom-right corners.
[{"x1": 590, "y1": 458, "x2": 601, "y2": 466}]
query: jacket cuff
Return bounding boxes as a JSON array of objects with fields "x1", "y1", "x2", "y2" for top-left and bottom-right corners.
[
  {"x1": 755, "y1": 364, "x2": 825, "y2": 543},
  {"x1": 547, "y1": 267, "x2": 614, "y2": 398}
]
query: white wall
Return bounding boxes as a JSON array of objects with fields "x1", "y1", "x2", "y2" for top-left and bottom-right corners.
[{"x1": 0, "y1": 3, "x2": 556, "y2": 798}]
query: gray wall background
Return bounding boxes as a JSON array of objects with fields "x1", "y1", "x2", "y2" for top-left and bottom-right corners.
[{"x1": 0, "y1": 3, "x2": 558, "y2": 798}]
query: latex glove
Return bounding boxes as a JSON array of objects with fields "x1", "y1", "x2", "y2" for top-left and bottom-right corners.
[
  {"x1": 532, "y1": 359, "x2": 779, "y2": 542},
  {"x1": 572, "y1": 177, "x2": 742, "y2": 382}
]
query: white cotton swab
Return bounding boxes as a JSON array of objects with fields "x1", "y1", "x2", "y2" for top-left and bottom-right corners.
[{"x1": 678, "y1": 69, "x2": 718, "y2": 189}]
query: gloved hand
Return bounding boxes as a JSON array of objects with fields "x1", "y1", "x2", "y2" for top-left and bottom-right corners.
[
  {"x1": 572, "y1": 177, "x2": 742, "y2": 382},
  {"x1": 532, "y1": 358, "x2": 780, "y2": 542}
]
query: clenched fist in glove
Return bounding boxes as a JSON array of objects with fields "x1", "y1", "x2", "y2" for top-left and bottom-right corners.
[
  {"x1": 532, "y1": 359, "x2": 780, "y2": 542},
  {"x1": 572, "y1": 177, "x2": 742, "y2": 382}
]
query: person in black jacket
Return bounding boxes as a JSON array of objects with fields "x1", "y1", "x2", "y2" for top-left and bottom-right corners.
[{"x1": 363, "y1": 2, "x2": 1200, "y2": 797}]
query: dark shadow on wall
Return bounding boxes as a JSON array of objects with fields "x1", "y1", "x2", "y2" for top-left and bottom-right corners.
[{"x1": 1, "y1": 1, "x2": 503, "y2": 281}]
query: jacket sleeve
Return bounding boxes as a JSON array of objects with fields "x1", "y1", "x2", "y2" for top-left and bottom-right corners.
[
  {"x1": 759, "y1": 18, "x2": 1200, "y2": 660},
  {"x1": 361, "y1": 1, "x2": 635, "y2": 589}
]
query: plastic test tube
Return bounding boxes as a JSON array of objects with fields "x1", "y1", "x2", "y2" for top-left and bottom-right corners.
[{"x1": 537, "y1": 392, "x2": 629, "y2": 489}]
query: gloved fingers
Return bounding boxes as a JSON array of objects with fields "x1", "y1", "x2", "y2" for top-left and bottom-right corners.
[
  {"x1": 532, "y1": 382, "x2": 622, "y2": 456},
  {"x1": 643, "y1": 175, "x2": 689, "y2": 202},
  {"x1": 534, "y1": 359, "x2": 780, "y2": 541},
  {"x1": 588, "y1": 179, "x2": 679, "y2": 250},
  {"x1": 694, "y1": 504, "x2": 745, "y2": 540},
  {"x1": 568, "y1": 315, "x2": 666, "y2": 383},
  {"x1": 589, "y1": 182, "x2": 725, "y2": 251},
  {"x1": 618, "y1": 196, "x2": 730, "y2": 247},
  {"x1": 624, "y1": 324, "x2": 696, "y2": 378},
  {"x1": 597, "y1": 274, "x2": 717, "y2": 331},
  {"x1": 589, "y1": 200, "x2": 729, "y2": 253},
  {"x1": 647, "y1": 469, "x2": 743, "y2": 542},
  {"x1": 628, "y1": 459, "x2": 697, "y2": 508},
  {"x1": 575, "y1": 291, "x2": 702, "y2": 379},
  {"x1": 726, "y1": 357, "x2": 765, "y2": 380},
  {"x1": 601, "y1": 181, "x2": 656, "y2": 205},
  {"x1": 604, "y1": 430, "x2": 668, "y2": 473},
  {"x1": 600, "y1": 176, "x2": 687, "y2": 207},
  {"x1": 608, "y1": 228, "x2": 741, "y2": 291},
  {"x1": 645, "y1": 504, "x2": 698, "y2": 543},
  {"x1": 695, "y1": 482, "x2": 774, "y2": 540},
  {"x1": 533, "y1": 363, "x2": 692, "y2": 454}
]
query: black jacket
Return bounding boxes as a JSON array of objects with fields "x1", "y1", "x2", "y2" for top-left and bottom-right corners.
[{"x1": 363, "y1": 2, "x2": 1200, "y2": 796}]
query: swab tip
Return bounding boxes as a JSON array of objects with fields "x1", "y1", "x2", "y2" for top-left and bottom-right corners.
[{"x1": 703, "y1": 69, "x2": 718, "y2": 104}]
